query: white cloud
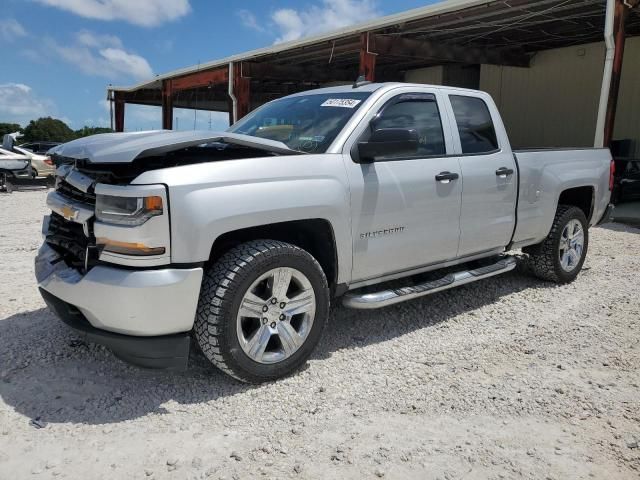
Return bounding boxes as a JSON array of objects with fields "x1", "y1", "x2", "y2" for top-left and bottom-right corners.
[
  {"x1": 100, "y1": 48, "x2": 153, "y2": 78},
  {"x1": 269, "y1": 0, "x2": 380, "y2": 43},
  {"x1": 46, "y1": 31, "x2": 153, "y2": 81},
  {"x1": 0, "y1": 83, "x2": 55, "y2": 125},
  {"x1": 0, "y1": 19, "x2": 27, "y2": 42},
  {"x1": 76, "y1": 29, "x2": 122, "y2": 49},
  {"x1": 237, "y1": 9, "x2": 265, "y2": 33},
  {"x1": 33, "y1": 0, "x2": 191, "y2": 27}
]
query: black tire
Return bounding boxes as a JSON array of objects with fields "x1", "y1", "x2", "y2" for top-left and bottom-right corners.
[
  {"x1": 194, "y1": 240, "x2": 330, "y2": 383},
  {"x1": 3, "y1": 177, "x2": 13, "y2": 194},
  {"x1": 523, "y1": 205, "x2": 589, "y2": 283}
]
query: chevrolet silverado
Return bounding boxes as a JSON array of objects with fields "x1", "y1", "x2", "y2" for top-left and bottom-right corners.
[{"x1": 35, "y1": 82, "x2": 614, "y2": 383}]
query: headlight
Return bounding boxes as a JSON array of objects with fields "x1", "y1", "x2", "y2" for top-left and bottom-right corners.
[{"x1": 95, "y1": 194, "x2": 163, "y2": 226}]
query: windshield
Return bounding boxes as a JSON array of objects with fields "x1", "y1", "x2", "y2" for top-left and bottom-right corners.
[{"x1": 227, "y1": 92, "x2": 371, "y2": 153}]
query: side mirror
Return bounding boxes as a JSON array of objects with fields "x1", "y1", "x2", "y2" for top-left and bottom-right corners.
[{"x1": 357, "y1": 128, "x2": 419, "y2": 163}]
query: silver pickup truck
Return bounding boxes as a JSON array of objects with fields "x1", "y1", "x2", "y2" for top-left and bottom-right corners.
[{"x1": 35, "y1": 82, "x2": 614, "y2": 383}]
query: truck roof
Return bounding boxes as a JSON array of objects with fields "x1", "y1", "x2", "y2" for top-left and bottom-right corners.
[{"x1": 287, "y1": 82, "x2": 485, "y2": 97}]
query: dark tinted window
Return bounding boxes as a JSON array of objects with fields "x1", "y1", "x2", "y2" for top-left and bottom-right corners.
[
  {"x1": 450, "y1": 95, "x2": 498, "y2": 154},
  {"x1": 374, "y1": 94, "x2": 445, "y2": 157}
]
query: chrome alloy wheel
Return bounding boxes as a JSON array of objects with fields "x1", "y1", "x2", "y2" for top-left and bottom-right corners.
[
  {"x1": 236, "y1": 267, "x2": 316, "y2": 364},
  {"x1": 559, "y1": 219, "x2": 584, "y2": 272}
]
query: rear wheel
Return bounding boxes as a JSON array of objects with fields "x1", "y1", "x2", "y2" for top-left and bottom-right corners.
[
  {"x1": 523, "y1": 205, "x2": 589, "y2": 283},
  {"x1": 194, "y1": 240, "x2": 330, "y2": 383}
]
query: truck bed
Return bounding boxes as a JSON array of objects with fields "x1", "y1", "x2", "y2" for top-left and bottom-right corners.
[{"x1": 511, "y1": 147, "x2": 612, "y2": 248}]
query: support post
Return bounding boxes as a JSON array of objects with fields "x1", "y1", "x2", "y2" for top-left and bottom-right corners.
[
  {"x1": 108, "y1": 90, "x2": 114, "y2": 131},
  {"x1": 114, "y1": 92, "x2": 125, "y2": 132},
  {"x1": 234, "y1": 63, "x2": 251, "y2": 121},
  {"x1": 228, "y1": 63, "x2": 251, "y2": 124},
  {"x1": 603, "y1": 0, "x2": 628, "y2": 147},
  {"x1": 162, "y1": 80, "x2": 174, "y2": 130},
  {"x1": 359, "y1": 32, "x2": 377, "y2": 81}
]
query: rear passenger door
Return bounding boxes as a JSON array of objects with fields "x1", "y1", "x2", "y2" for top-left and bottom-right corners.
[{"x1": 446, "y1": 94, "x2": 518, "y2": 257}]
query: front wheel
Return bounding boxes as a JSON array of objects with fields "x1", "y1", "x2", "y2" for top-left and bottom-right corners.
[
  {"x1": 194, "y1": 240, "x2": 330, "y2": 383},
  {"x1": 523, "y1": 205, "x2": 589, "y2": 283}
]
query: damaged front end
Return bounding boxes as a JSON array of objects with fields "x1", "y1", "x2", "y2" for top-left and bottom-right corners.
[
  {"x1": 43, "y1": 166, "x2": 100, "y2": 272},
  {"x1": 36, "y1": 130, "x2": 298, "y2": 369},
  {"x1": 36, "y1": 130, "x2": 302, "y2": 369},
  {"x1": 42, "y1": 130, "x2": 296, "y2": 273}
]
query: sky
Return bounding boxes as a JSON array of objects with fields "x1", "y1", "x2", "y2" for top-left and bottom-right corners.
[{"x1": 0, "y1": 0, "x2": 436, "y2": 132}]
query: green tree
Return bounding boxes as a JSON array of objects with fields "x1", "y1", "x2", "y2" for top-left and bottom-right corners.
[
  {"x1": 22, "y1": 117, "x2": 76, "y2": 143},
  {"x1": 75, "y1": 126, "x2": 113, "y2": 138},
  {"x1": 0, "y1": 123, "x2": 22, "y2": 138}
]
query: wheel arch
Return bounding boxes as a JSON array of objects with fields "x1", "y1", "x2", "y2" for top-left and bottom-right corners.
[
  {"x1": 209, "y1": 218, "x2": 339, "y2": 292},
  {"x1": 557, "y1": 185, "x2": 595, "y2": 222}
]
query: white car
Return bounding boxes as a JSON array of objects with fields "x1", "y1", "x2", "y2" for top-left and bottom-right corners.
[
  {"x1": 0, "y1": 147, "x2": 32, "y2": 192},
  {"x1": 0, "y1": 147, "x2": 32, "y2": 170},
  {"x1": 13, "y1": 145, "x2": 55, "y2": 178}
]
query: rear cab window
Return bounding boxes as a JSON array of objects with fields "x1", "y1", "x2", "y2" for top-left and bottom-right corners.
[{"x1": 449, "y1": 95, "x2": 499, "y2": 154}]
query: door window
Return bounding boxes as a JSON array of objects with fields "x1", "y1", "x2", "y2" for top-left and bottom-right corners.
[
  {"x1": 449, "y1": 95, "x2": 499, "y2": 154},
  {"x1": 372, "y1": 94, "x2": 446, "y2": 158}
]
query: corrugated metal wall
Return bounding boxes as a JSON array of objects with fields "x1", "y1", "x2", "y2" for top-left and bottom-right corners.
[
  {"x1": 405, "y1": 37, "x2": 640, "y2": 154},
  {"x1": 405, "y1": 66, "x2": 444, "y2": 84},
  {"x1": 615, "y1": 36, "x2": 640, "y2": 155},
  {"x1": 479, "y1": 41, "x2": 605, "y2": 149}
]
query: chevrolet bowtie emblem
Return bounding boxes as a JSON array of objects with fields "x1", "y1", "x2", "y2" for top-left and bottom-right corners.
[{"x1": 61, "y1": 204, "x2": 78, "y2": 221}]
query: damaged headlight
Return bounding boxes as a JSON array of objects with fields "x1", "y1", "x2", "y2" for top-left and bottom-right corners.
[{"x1": 95, "y1": 194, "x2": 163, "y2": 226}]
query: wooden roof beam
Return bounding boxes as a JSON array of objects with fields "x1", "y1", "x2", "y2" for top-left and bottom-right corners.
[
  {"x1": 242, "y1": 61, "x2": 356, "y2": 83},
  {"x1": 369, "y1": 34, "x2": 531, "y2": 68},
  {"x1": 170, "y1": 67, "x2": 229, "y2": 92}
]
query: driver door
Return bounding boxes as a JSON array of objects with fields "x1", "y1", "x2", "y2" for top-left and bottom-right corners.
[{"x1": 343, "y1": 89, "x2": 462, "y2": 283}]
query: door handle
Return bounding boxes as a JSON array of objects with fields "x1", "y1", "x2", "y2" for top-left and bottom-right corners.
[
  {"x1": 495, "y1": 167, "x2": 514, "y2": 177},
  {"x1": 435, "y1": 171, "x2": 459, "y2": 183}
]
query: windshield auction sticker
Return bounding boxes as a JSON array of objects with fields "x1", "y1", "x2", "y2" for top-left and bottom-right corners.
[{"x1": 321, "y1": 99, "x2": 362, "y2": 108}]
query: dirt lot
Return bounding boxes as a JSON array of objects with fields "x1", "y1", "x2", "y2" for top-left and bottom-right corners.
[{"x1": 1, "y1": 189, "x2": 639, "y2": 480}]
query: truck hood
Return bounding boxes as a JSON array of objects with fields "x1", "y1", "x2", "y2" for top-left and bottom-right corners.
[{"x1": 49, "y1": 130, "x2": 299, "y2": 164}]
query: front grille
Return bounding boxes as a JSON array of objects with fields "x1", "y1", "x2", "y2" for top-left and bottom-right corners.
[
  {"x1": 46, "y1": 213, "x2": 90, "y2": 270},
  {"x1": 57, "y1": 180, "x2": 96, "y2": 205}
]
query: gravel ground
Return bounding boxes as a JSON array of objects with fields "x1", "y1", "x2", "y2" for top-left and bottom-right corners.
[{"x1": 1, "y1": 189, "x2": 639, "y2": 480}]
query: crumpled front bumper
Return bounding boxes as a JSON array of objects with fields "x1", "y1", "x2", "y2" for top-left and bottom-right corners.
[{"x1": 35, "y1": 243, "x2": 203, "y2": 369}]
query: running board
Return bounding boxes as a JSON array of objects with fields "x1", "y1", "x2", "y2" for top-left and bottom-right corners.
[{"x1": 342, "y1": 257, "x2": 517, "y2": 309}]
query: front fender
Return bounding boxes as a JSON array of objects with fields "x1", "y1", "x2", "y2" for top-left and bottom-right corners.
[{"x1": 135, "y1": 155, "x2": 352, "y2": 284}]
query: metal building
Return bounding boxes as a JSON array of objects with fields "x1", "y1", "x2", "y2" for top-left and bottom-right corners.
[{"x1": 108, "y1": 0, "x2": 640, "y2": 154}]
